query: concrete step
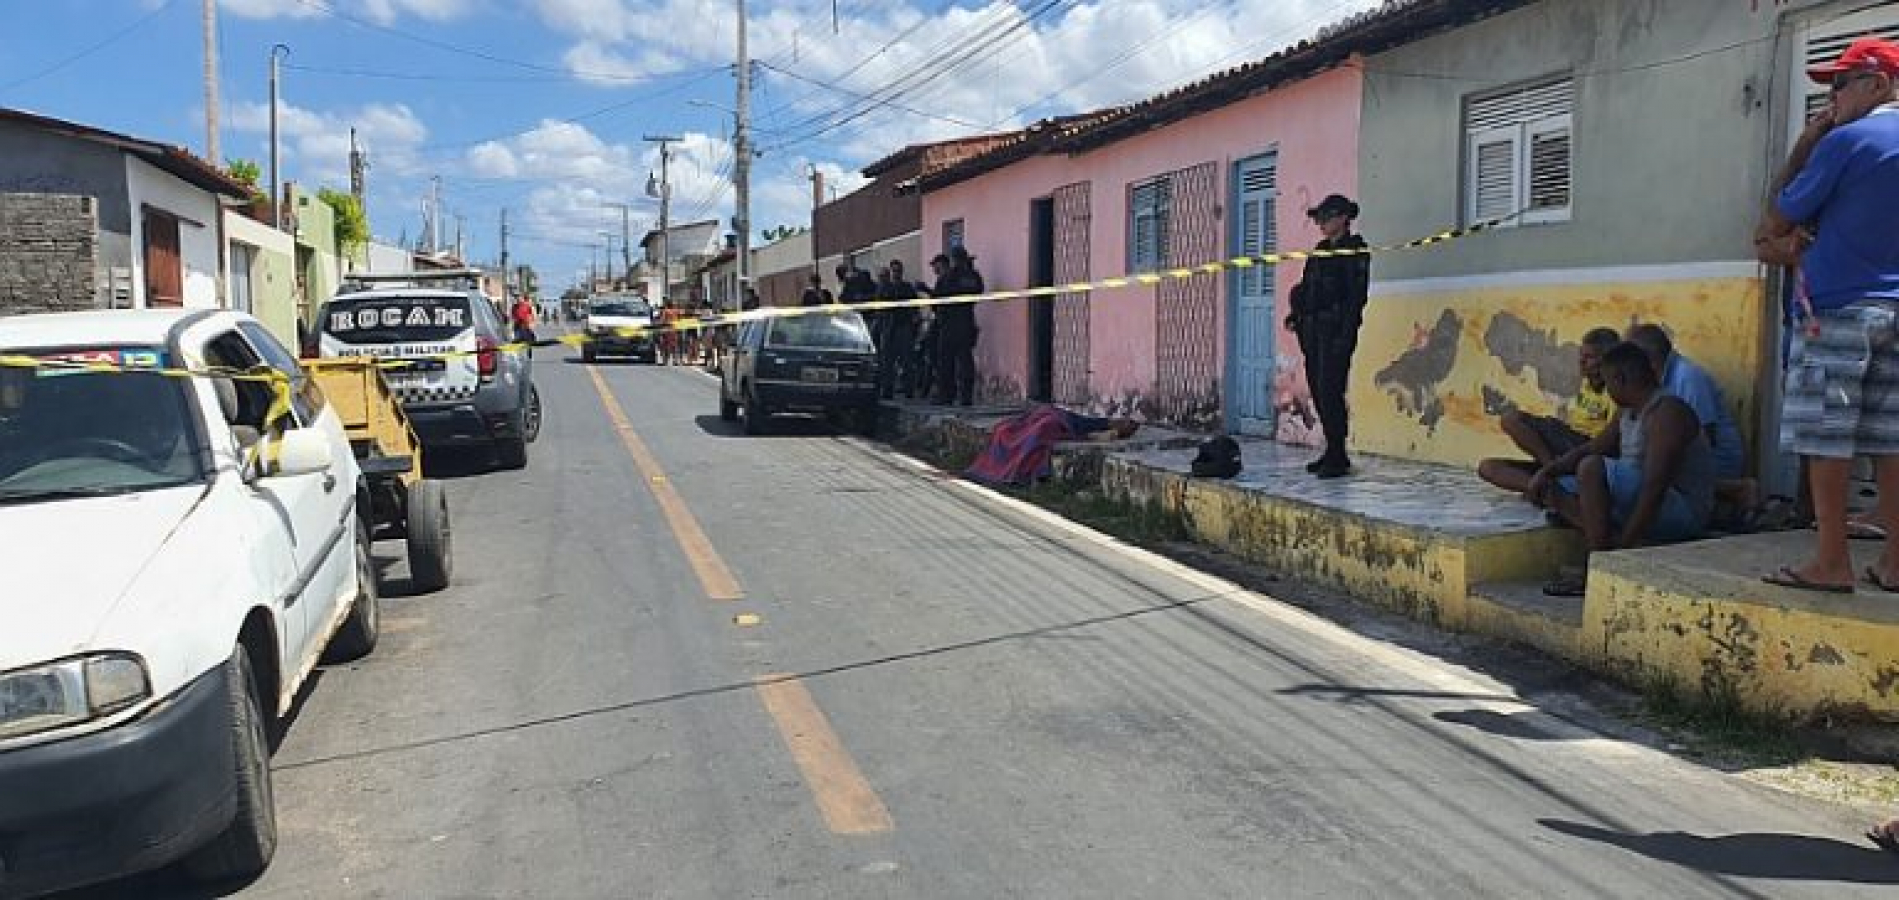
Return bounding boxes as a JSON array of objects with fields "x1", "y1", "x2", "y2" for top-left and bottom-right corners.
[
  {"x1": 1098, "y1": 439, "x2": 1586, "y2": 628},
  {"x1": 1467, "y1": 579, "x2": 1585, "y2": 659}
]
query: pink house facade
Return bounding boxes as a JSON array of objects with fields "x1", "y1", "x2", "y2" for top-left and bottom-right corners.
[{"x1": 919, "y1": 64, "x2": 1362, "y2": 441}]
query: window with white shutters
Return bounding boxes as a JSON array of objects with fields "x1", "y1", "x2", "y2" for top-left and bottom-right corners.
[
  {"x1": 1464, "y1": 77, "x2": 1574, "y2": 227},
  {"x1": 1128, "y1": 176, "x2": 1172, "y2": 272}
]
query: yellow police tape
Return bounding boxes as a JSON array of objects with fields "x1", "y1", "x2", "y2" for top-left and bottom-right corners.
[{"x1": 0, "y1": 213, "x2": 1506, "y2": 381}]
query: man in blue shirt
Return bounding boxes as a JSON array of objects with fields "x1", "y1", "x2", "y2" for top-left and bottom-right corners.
[
  {"x1": 1754, "y1": 37, "x2": 1899, "y2": 594},
  {"x1": 1627, "y1": 325, "x2": 1745, "y2": 481}
]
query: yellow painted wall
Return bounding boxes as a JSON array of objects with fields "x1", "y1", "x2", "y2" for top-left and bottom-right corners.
[
  {"x1": 1583, "y1": 565, "x2": 1899, "y2": 723},
  {"x1": 1348, "y1": 275, "x2": 1766, "y2": 468}
]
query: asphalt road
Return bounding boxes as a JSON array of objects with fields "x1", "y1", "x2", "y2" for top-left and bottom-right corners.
[{"x1": 73, "y1": 350, "x2": 1899, "y2": 899}]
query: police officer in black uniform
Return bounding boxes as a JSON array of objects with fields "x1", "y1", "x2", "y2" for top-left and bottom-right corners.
[{"x1": 1285, "y1": 194, "x2": 1370, "y2": 479}]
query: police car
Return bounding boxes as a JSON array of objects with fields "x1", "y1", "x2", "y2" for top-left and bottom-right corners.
[
  {"x1": 0, "y1": 309, "x2": 377, "y2": 896},
  {"x1": 313, "y1": 269, "x2": 541, "y2": 469}
]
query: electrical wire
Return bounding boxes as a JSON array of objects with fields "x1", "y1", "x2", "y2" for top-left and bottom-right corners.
[
  {"x1": 755, "y1": 62, "x2": 986, "y2": 130},
  {"x1": 763, "y1": 0, "x2": 1076, "y2": 152},
  {"x1": 283, "y1": 61, "x2": 727, "y2": 85},
  {"x1": 288, "y1": 0, "x2": 669, "y2": 83},
  {"x1": 0, "y1": 0, "x2": 181, "y2": 95}
]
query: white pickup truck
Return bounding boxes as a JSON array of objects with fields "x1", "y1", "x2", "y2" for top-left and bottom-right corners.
[{"x1": 0, "y1": 309, "x2": 378, "y2": 897}]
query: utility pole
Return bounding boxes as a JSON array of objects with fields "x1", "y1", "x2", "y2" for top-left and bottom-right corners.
[
  {"x1": 604, "y1": 201, "x2": 632, "y2": 279},
  {"x1": 203, "y1": 0, "x2": 220, "y2": 166},
  {"x1": 599, "y1": 231, "x2": 617, "y2": 285},
  {"x1": 499, "y1": 208, "x2": 510, "y2": 304},
  {"x1": 453, "y1": 212, "x2": 465, "y2": 261},
  {"x1": 644, "y1": 135, "x2": 681, "y2": 305},
  {"x1": 429, "y1": 175, "x2": 443, "y2": 254},
  {"x1": 349, "y1": 128, "x2": 367, "y2": 205},
  {"x1": 734, "y1": 0, "x2": 752, "y2": 313},
  {"x1": 269, "y1": 44, "x2": 289, "y2": 229}
]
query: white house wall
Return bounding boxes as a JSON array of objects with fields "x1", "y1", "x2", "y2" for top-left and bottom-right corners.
[{"x1": 124, "y1": 156, "x2": 222, "y2": 308}]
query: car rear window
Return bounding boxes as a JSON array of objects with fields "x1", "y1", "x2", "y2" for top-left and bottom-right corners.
[
  {"x1": 321, "y1": 294, "x2": 473, "y2": 343},
  {"x1": 591, "y1": 300, "x2": 651, "y2": 318},
  {"x1": 766, "y1": 313, "x2": 872, "y2": 352}
]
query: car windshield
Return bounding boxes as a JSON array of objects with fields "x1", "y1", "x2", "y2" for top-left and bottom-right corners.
[
  {"x1": 591, "y1": 299, "x2": 651, "y2": 318},
  {"x1": 0, "y1": 350, "x2": 205, "y2": 502},
  {"x1": 766, "y1": 313, "x2": 873, "y2": 351},
  {"x1": 321, "y1": 293, "x2": 473, "y2": 344}
]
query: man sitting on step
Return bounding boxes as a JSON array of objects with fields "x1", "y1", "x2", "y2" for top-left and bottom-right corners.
[
  {"x1": 1478, "y1": 326, "x2": 1620, "y2": 498},
  {"x1": 1530, "y1": 342, "x2": 1717, "y2": 597}
]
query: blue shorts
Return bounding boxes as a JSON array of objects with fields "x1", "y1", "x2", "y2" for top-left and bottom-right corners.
[{"x1": 1557, "y1": 458, "x2": 1705, "y2": 543}]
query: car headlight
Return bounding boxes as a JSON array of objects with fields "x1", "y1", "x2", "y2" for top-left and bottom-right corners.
[{"x1": 0, "y1": 653, "x2": 151, "y2": 741}]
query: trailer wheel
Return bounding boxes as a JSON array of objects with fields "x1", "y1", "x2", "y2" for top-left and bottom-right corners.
[{"x1": 405, "y1": 479, "x2": 452, "y2": 592}]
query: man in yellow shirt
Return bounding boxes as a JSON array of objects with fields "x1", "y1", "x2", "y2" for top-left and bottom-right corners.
[{"x1": 1479, "y1": 327, "x2": 1621, "y2": 496}]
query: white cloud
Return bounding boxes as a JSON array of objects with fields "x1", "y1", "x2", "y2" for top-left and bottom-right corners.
[
  {"x1": 218, "y1": 0, "x2": 476, "y2": 21},
  {"x1": 228, "y1": 99, "x2": 429, "y2": 190}
]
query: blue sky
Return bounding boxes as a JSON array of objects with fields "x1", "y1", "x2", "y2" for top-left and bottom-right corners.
[{"x1": 0, "y1": 0, "x2": 1380, "y2": 290}]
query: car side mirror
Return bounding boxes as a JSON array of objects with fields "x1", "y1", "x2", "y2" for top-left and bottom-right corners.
[{"x1": 269, "y1": 428, "x2": 334, "y2": 478}]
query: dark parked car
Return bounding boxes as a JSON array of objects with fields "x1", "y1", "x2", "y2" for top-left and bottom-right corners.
[{"x1": 720, "y1": 311, "x2": 879, "y2": 435}]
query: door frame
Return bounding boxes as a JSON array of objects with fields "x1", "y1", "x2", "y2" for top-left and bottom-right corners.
[
  {"x1": 1027, "y1": 195, "x2": 1056, "y2": 403},
  {"x1": 1224, "y1": 150, "x2": 1278, "y2": 436}
]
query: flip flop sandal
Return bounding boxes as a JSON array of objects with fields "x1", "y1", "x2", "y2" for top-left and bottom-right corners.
[
  {"x1": 1762, "y1": 566, "x2": 1855, "y2": 594},
  {"x1": 1867, "y1": 824, "x2": 1899, "y2": 854},
  {"x1": 1848, "y1": 521, "x2": 1889, "y2": 541}
]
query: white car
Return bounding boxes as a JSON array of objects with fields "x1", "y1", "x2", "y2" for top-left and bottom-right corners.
[
  {"x1": 0, "y1": 309, "x2": 377, "y2": 897},
  {"x1": 582, "y1": 295, "x2": 658, "y2": 363}
]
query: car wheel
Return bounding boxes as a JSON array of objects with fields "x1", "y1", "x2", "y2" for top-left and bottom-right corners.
[
  {"x1": 522, "y1": 383, "x2": 544, "y2": 444},
  {"x1": 742, "y1": 387, "x2": 768, "y2": 435},
  {"x1": 854, "y1": 404, "x2": 880, "y2": 437},
  {"x1": 404, "y1": 479, "x2": 452, "y2": 593},
  {"x1": 582, "y1": 345, "x2": 596, "y2": 363},
  {"x1": 719, "y1": 391, "x2": 739, "y2": 422},
  {"x1": 324, "y1": 524, "x2": 381, "y2": 662},
  {"x1": 181, "y1": 648, "x2": 277, "y2": 884}
]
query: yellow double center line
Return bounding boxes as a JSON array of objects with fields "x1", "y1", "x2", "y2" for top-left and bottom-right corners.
[{"x1": 585, "y1": 367, "x2": 893, "y2": 835}]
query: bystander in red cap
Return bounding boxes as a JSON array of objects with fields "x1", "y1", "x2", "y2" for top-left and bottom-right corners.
[{"x1": 1807, "y1": 36, "x2": 1899, "y2": 83}]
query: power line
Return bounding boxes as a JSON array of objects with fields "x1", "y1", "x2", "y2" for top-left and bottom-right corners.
[
  {"x1": 755, "y1": 62, "x2": 986, "y2": 131},
  {"x1": 282, "y1": 61, "x2": 727, "y2": 85},
  {"x1": 757, "y1": 0, "x2": 1024, "y2": 139},
  {"x1": 287, "y1": 0, "x2": 675, "y2": 83},
  {"x1": 0, "y1": 0, "x2": 181, "y2": 95},
  {"x1": 764, "y1": 0, "x2": 1075, "y2": 152},
  {"x1": 410, "y1": 66, "x2": 725, "y2": 155}
]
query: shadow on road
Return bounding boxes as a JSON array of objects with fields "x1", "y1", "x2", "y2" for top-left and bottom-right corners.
[
  {"x1": 1432, "y1": 708, "x2": 1575, "y2": 741},
  {"x1": 419, "y1": 447, "x2": 499, "y2": 480},
  {"x1": 49, "y1": 867, "x2": 256, "y2": 900},
  {"x1": 1539, "y1": 819, "x2": 1899, "y2": 884},
  {"x1": 692, "y1": 413, "x2": 849, "y2": 439}
]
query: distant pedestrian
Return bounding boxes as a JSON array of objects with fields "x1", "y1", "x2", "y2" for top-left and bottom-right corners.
[
  {"x1": 875, "y1": 261, "x2": 922, "y2": 399},
  {"x1": 800, "y1": 273, "x2": 833, "y2": 307},
  {"x1": 837, "y1": 261, "x2": 877, "y2": 305},
  {"x1": 510, "y1": 296, "x2": 537, "y2": 356},
  {"x1": 1285, "y1": 193, "x2": 1370, "y2": 479},
  {"x1": 1753, "y1": 37, "x2": 1899, "y2": 593},
  {"x1": 932, "y1": 248, "x2": 983, "y2": 406}
]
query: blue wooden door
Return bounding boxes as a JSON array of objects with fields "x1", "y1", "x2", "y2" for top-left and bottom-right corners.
[{"x1": 1227, "y1": 153, "x2": 1277, "y2": 436}]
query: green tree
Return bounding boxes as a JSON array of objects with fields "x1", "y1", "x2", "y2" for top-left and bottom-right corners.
[
  {"x1": 317, "y1": 188, "x2": 369, "y2": 253},
  {"x1": 762, "y1": 224, "x2": 809, "y2": 242},
  {"x1": 225, "y1": 159, "x2": 265, "y2": 202}
]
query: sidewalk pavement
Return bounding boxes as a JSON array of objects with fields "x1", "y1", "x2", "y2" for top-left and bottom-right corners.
[{"x1": 881, "y1": 401, "x2": 1899, "y2": 724}]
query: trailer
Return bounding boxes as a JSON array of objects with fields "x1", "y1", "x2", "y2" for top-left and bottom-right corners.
[{"x1": 306, "y1": 356, "x2": 453, "y2": 592}]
